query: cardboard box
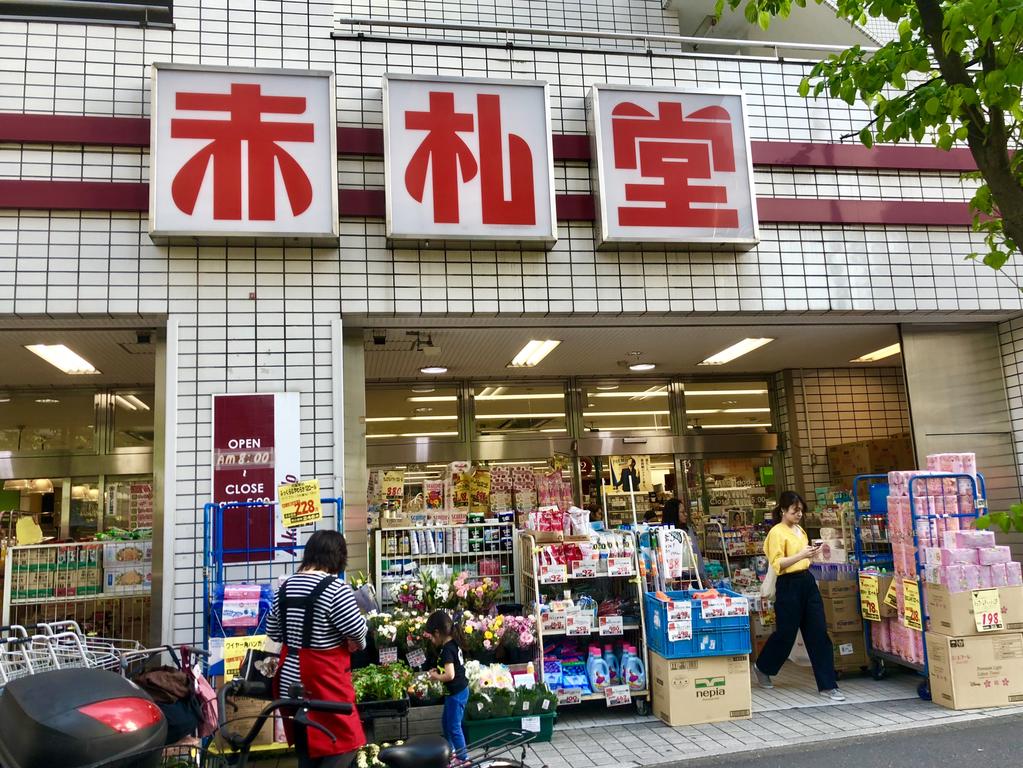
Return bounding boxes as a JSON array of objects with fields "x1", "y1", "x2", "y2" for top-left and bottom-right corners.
[
  {"x1": 927, "y1": 632, "x2": 1023, "y2": 710},
  {"x1": 215, "y1": 695, "x2": 276, "y2": 748},
  {"x1": 103, "y1": 562, "x2": 152, "y2": 594},
  {"x1": 831, "y1": 630, "x2": 868, "y2": 671},
  {"x1": 818, "y1": 580, "x2": 858, "y2": 600},
  {"x1": 823, "y1": 596, "x2": 863, "y2": 633},
  {"x1": 102, "y1": 540, "x2": 152, "y2": 565},
  {"x1": 650, "y1": 652, "x2": 752, "y2": 727},
  {"x1": 925, "y1": 584, "x2": 1023, "y2": 636}
]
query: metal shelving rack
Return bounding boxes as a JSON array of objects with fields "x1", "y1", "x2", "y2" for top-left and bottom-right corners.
[
  {"x1": 853, "y1": 472, "x2": 986, "y2": 699},
  {"x1": 373, "y1": 522, "x2": 519, "y2": 608},
  {"x1": 519, "y1": 530, "x2": 651, "y2": 714}
]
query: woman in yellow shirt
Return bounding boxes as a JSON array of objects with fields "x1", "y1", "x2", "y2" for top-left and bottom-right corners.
[{"x1": 753, "y1": 491, "x2": 845, "y2": 701}]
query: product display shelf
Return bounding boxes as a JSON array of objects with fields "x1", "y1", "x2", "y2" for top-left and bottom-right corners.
[
  {"x1": 374, "y1": 522, "x2": 519, "y2": 609},
  {"x1": 701, "y1": 521, "x2": 767, "y2": 583},
  {"x1": 519, "y1": 530, "x2": 651, "y2": 715},
  {"x1": 852, "y1": 472, "x2": 986, "y2": 699}
]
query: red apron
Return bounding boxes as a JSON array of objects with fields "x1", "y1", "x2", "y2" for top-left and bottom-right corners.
[{"x1": 273, "y1": 575, "x2": 366, "y2": 759}]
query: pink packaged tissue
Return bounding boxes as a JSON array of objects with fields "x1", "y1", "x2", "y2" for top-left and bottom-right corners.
[
  {"x1": 940, "y1": 548, "x2": 980, "y2": 566},
  {"x1": 978, "y1": 565, "x2": 994, "y2": 589},
  {"x1": 958, "y1": 494, "x2": 976, "y2": 515},
  {"x1": 940, "y1": 564, "x2": 968, "y2": 592},
  {"x1": 990, "y1": 563, "x2": 1009, "y2": 588},
  {"x1": 925, "y1": 548, "x2": 942, "y2": 566},
  {"x1": 979, "y1": 546, "x2": 1012, "y2": 565},
  {"x1": 1006, "y1": 561, "x2": 1023, "y2": 587},
  {"x1": 963, "y1": 564, "x2": 983, "y2": 590},
  {"x1": 944, "y1": 530, "x2": 996, "y2": 549}
]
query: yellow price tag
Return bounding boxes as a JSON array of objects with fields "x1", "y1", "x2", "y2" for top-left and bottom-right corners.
[
  {"x1": 972, "y1": 589, "x2": 1004, "y2": 632},
  {"x1": 902, "y1": 578, "x2": 923, "y2": 631},
  {"x1": 859, "y1": 574, "x2": 881, "y2": 622},
  {"x1": 279, "y1": 479, "x2": 323, "y2": 528},
  {"x1": 223, "y1": 635, "x2": 268, "y2": 679},
  {"x1": 883, "y1": 579, "x2": 899, "y2": 610}
]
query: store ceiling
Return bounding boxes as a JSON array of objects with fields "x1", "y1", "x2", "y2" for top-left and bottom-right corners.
[
  {"x1": 364, "y1": 324, "x2": 902, "y2": 381},
  {"x1": 0, "y1": 329, "x2": 156, "y2": 389}
]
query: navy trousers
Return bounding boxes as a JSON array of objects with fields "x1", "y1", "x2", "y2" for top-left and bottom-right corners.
[{"x1": 755, "y1": 570, "x2": 837, "y2": 692}]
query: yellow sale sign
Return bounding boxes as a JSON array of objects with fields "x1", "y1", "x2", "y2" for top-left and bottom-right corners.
[
  {"x1": 859, "y1": 574, "x2": 881, "y2": 622},
  {"x1": 223, "y1": 635, "x2": 267, "y2": 679},
  {"x1": 902, "y1": 578, "x2": 923, "y2": 631},
  {"x1": 279, "y1": 479, "x2": 322, "y2": 528}
]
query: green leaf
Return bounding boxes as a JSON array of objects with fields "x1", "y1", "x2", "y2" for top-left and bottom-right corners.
[
  {"x1": 859, "y1": 127, "x2": 874, "y2": 148},
  {"x1": 798, "y1": 78, "x2": 810, "y2": 98},
  {"x1": 758, "y1": 10, "x2": 771, "y2": 29},
  {"x1": 975, "y1": 515, "x2": 993, "y2": 530},
  {"x1": 925, "y1": 97, "x2": 941, "y2": 115}
]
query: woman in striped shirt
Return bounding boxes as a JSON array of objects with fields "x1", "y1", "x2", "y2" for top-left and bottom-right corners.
[{"x1": 267, "y1": 530, "x2": 368, "y2": 768}]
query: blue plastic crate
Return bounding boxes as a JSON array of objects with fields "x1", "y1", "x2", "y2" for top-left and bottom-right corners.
[{"x1": 644, "y1": 590, "x2": 752, "y2": 659}]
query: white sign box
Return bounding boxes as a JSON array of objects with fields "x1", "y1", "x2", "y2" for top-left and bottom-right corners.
[
  {"x1": 150, "y1": 64, "x2": 338, "y2": 239},
  {"x1": 384, "y1": 74, "x2": 557, "y2": 244},
  {"x1": 588, "y1": 84, "x2": 758, "y2": 248}
]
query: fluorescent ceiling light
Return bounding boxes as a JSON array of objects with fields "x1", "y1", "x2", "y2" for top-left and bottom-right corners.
[
  {"x1": 851, "y1": 343, "x2": 901, "y2": 363},
  {"x1": 475, "y1": 393, "x2": 561, "y2": 402},
  {"x1": 724, "y1": 407, "x2": 771, "y2": 413},
  {"x1": 407, "y1": 396, "x2": 457, "y2": 403},
  {"x1": 25, "y1": 344, "x2": 100, "y2": 375},
  {"x1": 420, "y1": 366, "x2": 448, "y2": 374},
  {"x1": 698, "y1": 338, "x2": 774, "y2": 366},
  {"x1": 584, "y1": 410, "x2": 670, "y2": 417},
  {"x1": 114, "y1": 395, "x2": 137, "y2": 411},
  {"x1": 400, "y1": 431, "x2": 458, "y2": 437},
  {"x1": 684, "y1": 389, "x2": 768, "y2": 396},
  {"x1": 686, "y1": 409, "x2": 721, "y2": 415},
  {"x1": 595, "y1": 384, "x2": 619, "y2": 391},
  {"x1": 585, "y1": 425, "x2": 671, "y2": 432},
  {"x1": 476, "y1": 412, "x2": 565, "y2": 420},
  {"x1": 629, "y1": 363, "x2": 656, "y2": 372},
  {"x1": 123, "y1": 394, "x2": 150, "y2": 411},
  {"x1": 35, "y1": 398, "x2": 60, "y2": 404},
  {"x1": 540, "y1": 428, "x2": 568, "y2": 433},
  {"x1": 508, "y1": 339, "x2": 561, "y2": 368},
  {"x1": 476, "y1": 386, "x2": 506, "y2": 398},
  {"x1": 595, "y1": 391, "x2": 668, "y2": 398},
  {"x1": 410, "y1": 385, "x2": 435, "y2": 393},
  {"x1": 366, "y1": 417, "x2": 406, "y2": 423},
  {"x1": 692, "y1": 423, "x2": 771, "y2": 429},
  {"x1": 367, "y1": 434, "x2": 398, "y2": 439},
  {"x1": 410, "y1": 415, "x2": 457, "y2": 421},
  {"x1": 366, "y1": 415, "x2": 458, "y2": 423},
  {"x1": 0, "y1": 398, "x2": 10, "y2": 403}
]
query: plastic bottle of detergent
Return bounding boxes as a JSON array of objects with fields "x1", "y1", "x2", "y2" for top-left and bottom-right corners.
[
  {"x1": 603, "y1": 644, "x2": 621, "y2": 685},
  {"x1": 587, "y1": 646, "x2": 611, "y2": 691},
  {"x1": 621, "y1": 645, "x2": 646, "y2": 690}
]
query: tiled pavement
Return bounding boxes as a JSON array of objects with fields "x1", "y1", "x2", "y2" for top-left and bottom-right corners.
[{"x1": 524, "y1": 663, "x2": 1023, "y2": 768}]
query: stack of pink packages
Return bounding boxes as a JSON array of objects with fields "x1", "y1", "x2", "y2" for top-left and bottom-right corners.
[{"x1": 922, "y1": 530, "x2": 1023, "y2": 591}]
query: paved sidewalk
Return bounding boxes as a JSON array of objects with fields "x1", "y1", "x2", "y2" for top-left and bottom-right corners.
[{"x1": 525, "y1": 663, "x2": 1023, "y2": 768}]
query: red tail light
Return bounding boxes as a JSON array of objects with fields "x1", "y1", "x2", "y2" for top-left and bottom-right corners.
[{"x1": 78, "y1": 697, "x2": 163, "y2": 733}]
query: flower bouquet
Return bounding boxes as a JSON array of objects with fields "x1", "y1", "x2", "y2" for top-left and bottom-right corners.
[
  {"x1": 407, "y1": 671, "x2": 446, "y2": 706},
  {"x1": 394, "y1": 579, "x2": 425, "y2": 612},
  {"x1": 499, "y1": 614, "x2": 537, "y2": 663}
]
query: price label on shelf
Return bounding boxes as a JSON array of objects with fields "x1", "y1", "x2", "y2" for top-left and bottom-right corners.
[
  {"x1": 859, "y1": 574, "x2": 881, "y2": 622},
  {"x1": 666, "y1": 600, "x2": 692, "y2": 622},
  {"x1": 902, "y1": 578, "x2": 923, "y2": 631},
  {"x1": 572, "y1": 558, "x2": 598, "y2": 579},
  {"x1": 598, "y1": 616, "x2": 624, "y2": 636},
  {"x1": 379, "y1": 646, "x2": 398, "y2": 664},
  {"x1": 539, "y1": 564, "x2": 568, "y2": 584},
  {"x1": 604, "y1": 684, "x2": 632, "y2": 707},
  {"x1": 407, "y1": 648, "x2": 427, "y2": 669},
  {"x1": 566, "y1": 613, "x2": 593, "y2": 636},
  {"x1": 973, "y1": 589, "x2": 1004, "y2": 632},
  {"x1": 607, "y1": 557, "x2": 635, "y2": 577},
  {"x1": 883, "y1": 580, "x2": 899, "y2": 610},
  {"x1": 667, "y1": 619, "x2": 693, "y2": 642},
  {"x1": 521, "y1": 716, "x2": 541, "y2": 733},
  {"x1": 542, "y1": 611, "x2": 567, "y2": 632},
  {"x1": 557, "y1": 689, "x2": 582, "y2": 706}
]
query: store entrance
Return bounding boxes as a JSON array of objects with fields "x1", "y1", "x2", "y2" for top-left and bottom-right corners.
[{"x1": 0, "y1": 327, "x2": 157, "y2": 643}]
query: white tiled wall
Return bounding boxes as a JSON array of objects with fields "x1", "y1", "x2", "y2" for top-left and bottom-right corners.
[
  {"x1": 0, "y1": 0, "x2": 1018, "y2": 642},
  {"x1": 999, "y1": 319, "x2": 1023, "y2": 496}
]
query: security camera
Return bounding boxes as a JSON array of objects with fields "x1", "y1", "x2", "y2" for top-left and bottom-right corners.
[{"x1": 372, "y1": 330, "x2": 387, "y2": 345}]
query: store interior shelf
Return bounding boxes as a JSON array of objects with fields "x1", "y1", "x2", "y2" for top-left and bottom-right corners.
[
  {"x1": 542, "y1": 623, "x2": 640, "y2": 637},
  {"x1": 9, "y1": 590, "x2": 150, "y2": 605},
  {"x1": 382, "y1": 550, "x2": 514, "y2": 561}
]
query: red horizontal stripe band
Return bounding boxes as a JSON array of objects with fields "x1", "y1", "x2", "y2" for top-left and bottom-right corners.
[
  {"x1": 0, "y1": 113, "x2": 978, "y2": 173},
  {"x1": 0, "y1": 180, "x2": 974, "y2": 227}
]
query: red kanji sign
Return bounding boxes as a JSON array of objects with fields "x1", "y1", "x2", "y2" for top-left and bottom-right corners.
[
  {"x1": 589, "y1": 85, "x2": 757, "y2": 247},
  {"x1": 151, "y1": 65, "x2": 337, "y2": 238},
  {"x1": 385, "y1": 75, "x2": 556, "y2": 243}
]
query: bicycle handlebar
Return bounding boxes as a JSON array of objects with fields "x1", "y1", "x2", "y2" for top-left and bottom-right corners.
[{"x1": 216, "y1": 679, "x2": 353, "y2": 752}]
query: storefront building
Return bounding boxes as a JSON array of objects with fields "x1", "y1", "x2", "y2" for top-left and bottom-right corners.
[{"x1": 0, "y1": 0, "x2": 1022, "y2": 646}]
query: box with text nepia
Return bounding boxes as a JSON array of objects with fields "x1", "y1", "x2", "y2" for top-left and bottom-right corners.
[
  {"x1": 650, "y1": 652, "x2": 752, "y2": 727},
  {"x1": 926, "y1": 632, "x2": 1023, "y2": 710}
]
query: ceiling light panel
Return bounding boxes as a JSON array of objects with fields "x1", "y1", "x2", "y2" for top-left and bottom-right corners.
[
  {"x1": 698, "y1": 338, "x2": 774, "y2": 366},
  {"x1": 508, "y1": 340, "x2": 561, "y2": 368},
  {"x1": 25, "y1": 344, "x2": 101, "y2": 375},
  {"x1": 850, "y1": 343, "x2": 901, "y2": 363}
]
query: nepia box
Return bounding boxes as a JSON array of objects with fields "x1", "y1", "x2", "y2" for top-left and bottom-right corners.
[
  {"x1": 817, "y1": 580, "x2": 857, "y2": 600},
  {"x1": 926, "y1": 584, "x2": 1023, "y2": 636},
  {"x1": 927, "y1": 632, "x2": 1023, "y2": 710},
  {"x1": 650, "y1": 652, "x2": 752, "y2": 727},
  {"x1": 823, "y1": 596, "x2": 863, "y2": 633}
]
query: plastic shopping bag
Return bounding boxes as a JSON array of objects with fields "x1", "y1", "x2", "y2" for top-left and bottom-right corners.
[{"x1": 789, "y1": 630, "x2": 812, "y2": 667}]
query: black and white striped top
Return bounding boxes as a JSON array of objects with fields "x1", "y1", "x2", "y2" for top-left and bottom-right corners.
[{"x1": 266, "y1": 571, "x2": 367, "y2": 694}]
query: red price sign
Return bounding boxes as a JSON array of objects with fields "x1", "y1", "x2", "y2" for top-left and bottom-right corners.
[
  {"x1": 973, "y1": 590, "x2": 1004, "y2": 633},
  {"x1": 540, "y1": 564, "x2": 568, "y2": 584}
]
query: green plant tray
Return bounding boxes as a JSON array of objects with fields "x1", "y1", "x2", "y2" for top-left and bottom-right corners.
[{"x1": 462, "y1": 712, "x2": 556, "y2": 745}]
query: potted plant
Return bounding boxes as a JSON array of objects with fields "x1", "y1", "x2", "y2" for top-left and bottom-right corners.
[{"x1": 498, "y1": 615, "x2": 537, "y2": 664}]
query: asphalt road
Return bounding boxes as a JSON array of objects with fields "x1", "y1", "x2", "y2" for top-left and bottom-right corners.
[{"x1": 658, "y1": 713, "x2": 1023, "y2": 768}]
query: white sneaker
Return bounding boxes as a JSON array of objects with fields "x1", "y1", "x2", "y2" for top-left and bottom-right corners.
[
  {"x1": 753, "y1": 667, "x2": 774, "y2": 689},
  {"x1": 820, "y1": 688, "x2": 846, "y2": 702}
]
